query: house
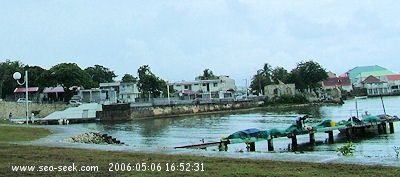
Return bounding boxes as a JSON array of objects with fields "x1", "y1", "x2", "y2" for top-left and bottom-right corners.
[
  {"x1": 43, "y1": 86, "x2": 65, "y2": 102},
  {"x1": 171, "y1": 75, "x2": 236, "y2": 99},
  {"x1": 362, "y1": 75, "x2": 389, "y2": 96},
  {"x1": 79, "y1": 88, "x2": 104, "y2": 103},
  {"x1": 344, "y1": 65, "x2": 390, "y2": 84},
  {"x1": 322, "y1": 76, "x2": 352, "y2": 92},
  {"x1": 264, "y1": 81, "x2": 296, "y2": 98},
  {"x1": 119, "y1": 82, "x2": 140, "y2": 103},
  {"x1": 354, "y1": 70, "x2": 395, "y2": 88},
  {"x1": 386, "y1": 74, "x2": 400, "y2": 94},
  {"x1": 14, "y1": 87, "x2": 39, "y2": 102}
]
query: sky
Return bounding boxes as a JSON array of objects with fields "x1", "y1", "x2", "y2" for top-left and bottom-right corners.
[{"x1": 1, "y1": 0, "x2": 400, "y2": 86}]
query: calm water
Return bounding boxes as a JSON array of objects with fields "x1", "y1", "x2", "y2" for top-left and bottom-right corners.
[{"x1": 79, "y1": 96, "x2": 400, "y2": 163}]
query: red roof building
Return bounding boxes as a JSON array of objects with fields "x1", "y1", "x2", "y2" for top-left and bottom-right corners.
[
  {"x1": 43, "y1": 86, "x2": 65, "y2": 93},
  {"x1": 361, "y1": 75, "x2": 385, "y2": 84},
  {"x1": 13, "y1": 87, "x2": 39, "y2": 93},
  {"x1": 322, "y1": 76, "x2": 352, "y2": 92},
  {"x1": 386, "y1": 74, "x2": 400, "y2": 81}
]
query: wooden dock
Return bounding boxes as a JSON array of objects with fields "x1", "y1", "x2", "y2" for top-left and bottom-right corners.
[
  {"x1": 175, "y1": 116, "x2": 399, "y2": 152},
  {"x1": 174, "y1": 141, "x2": 221, "y2": 149}
]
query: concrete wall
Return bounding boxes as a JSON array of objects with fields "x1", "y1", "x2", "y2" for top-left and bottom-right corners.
[
  {"x1": 98, "y1": 101, "x2": 263, "y2": 121},
  {"x1": 0, "y1": 101, "x2": 71, "y2": 119}
]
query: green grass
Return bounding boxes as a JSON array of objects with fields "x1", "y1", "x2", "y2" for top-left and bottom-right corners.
[
  {"x1": 1, "y1": 125, "x2": 399, "y2": 177},
  {"x1": 0, "y1": 119, "x2": 13, "y2": 125},
  {"x1": 0, "y1": 126, "x2": 52, "y2": 142}
]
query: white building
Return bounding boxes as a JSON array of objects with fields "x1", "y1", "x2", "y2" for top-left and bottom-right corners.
[
  {"x1": 171, "y1": 75, "x2": 236, "y2": 99},
  {"x1": 119, "y1": 82, "x2": 141, "y2": 103},
  {"x1": 79, "y1": 82, "x2": 140, "y2": 104},
  {"x1": 264, "y1": 81, "x2": 296, "y2": 98}
]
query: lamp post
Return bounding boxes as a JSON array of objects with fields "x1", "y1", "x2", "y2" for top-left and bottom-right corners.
[
  {"x1": 13, "y1": 71, "x2": 29, "y2": 125},
  {"x1": 257, "y1": 69, "x2": 263, "y2": 96},
  {"x1": 165, "y1": 80, "x2": 170, "y2": 104}
]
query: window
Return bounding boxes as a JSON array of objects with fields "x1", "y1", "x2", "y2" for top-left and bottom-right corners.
[{"x1": 213, "y1": 83, "x2": 218, "y2": 87}]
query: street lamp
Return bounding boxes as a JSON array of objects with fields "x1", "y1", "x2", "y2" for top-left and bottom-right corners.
[
  {"x1": 13, "y1": 71, "x2": 29, "y2": 125},
  {"x1": 257, "y1": 69, "x2": 263, "y2": 96},
  {"x1": 165, "y1": 80, "x2": 170, "y2": 104}
]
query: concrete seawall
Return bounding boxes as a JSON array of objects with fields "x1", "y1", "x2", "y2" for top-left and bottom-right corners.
[
  {"x1": 97, "y1": 101, "x2": 264, "y2": 121},
  {"x1": 0, "y1": 101, "x2": 71, "y2": 119}
]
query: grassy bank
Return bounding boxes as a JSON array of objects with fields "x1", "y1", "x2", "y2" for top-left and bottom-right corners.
[
  {"x1": 0, "y1": 125, "x2": 52, "y2": 142},
  {"x1": 1, "y1": 125, "x2": 400, "y2": 176},
  {"x1": 1, "y1": 143, "x2": 399, "y2": 177}
]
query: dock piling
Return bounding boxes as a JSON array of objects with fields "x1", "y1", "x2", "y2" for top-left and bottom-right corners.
[
  {"x1": 389, "y1": 122, "x2": 394, "y2": 134},
  {"x1": 249, "y1": 142, "x2": 255, "y2": 152},
  {"x1": 291, "y1": 135, "x2": 298, "y2": 151},
  {"x1": 267, "y1": 139, "x2": 274, "y2": 151},
  {"x1": 382, "y1": 122, "x2": 387, "y2": 134},
  {"x1": 326, "y1": 131, "x2": 334, "y2": 144},
  {"x1": 309, "y1": 132, "x2": 315, "y2": 146}
]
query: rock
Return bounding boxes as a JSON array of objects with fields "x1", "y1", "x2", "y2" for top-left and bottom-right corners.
[{"x1": 64, "y1": 132, "x2": 124, "y2": 145}]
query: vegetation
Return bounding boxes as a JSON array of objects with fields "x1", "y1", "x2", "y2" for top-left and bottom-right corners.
[
  {"x1": 137, "y1": 65, "x2": 167, "y2": 98},
  {"x1": 0, "y1": 60, "x2": 24, "y2": 99},
  {"x1": 250, "y1": 60, "x2": 328, "y2": 96},
  {"x1": 84, "y1": 64, "x2": 117, "y2": 87},
  {"x1": 337, "y1": 142, "x2": 356, "y2": 156},
  {"x1": 121, "y1": 73, "x2": 138, "y2": 83},
  {"x1": 289, "y1": 61, "x2": 328, "y2": 95},
  {"x1": 0, "y1": 126, "x2": 52, "y2": 142},
  {"x1": 267, "y1": 94, "x2": 309, "y2": 105},
  {"x1": 250, "y1": 63, "x2": 273, "y2": 95},
  {"x1": 0, "y1": 60, "x2": 119, "y2": 101},
  {"x1": 196, "y1": 69, "x2": 218, "y2": 80}
]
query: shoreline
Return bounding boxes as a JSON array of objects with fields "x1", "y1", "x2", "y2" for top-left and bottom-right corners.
[{"x1": 12, "y1": 124, "x2": 400, "y2": 168}]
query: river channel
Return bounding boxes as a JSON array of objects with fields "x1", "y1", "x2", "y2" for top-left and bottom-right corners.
[{"x1": 77, "y1": 96, "x2": 400, "y2": 166}]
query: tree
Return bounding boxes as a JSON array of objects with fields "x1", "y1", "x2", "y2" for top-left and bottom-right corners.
[
  {"x1": 37, "y1": 63, "x2": 93, "y2": 100},
  {"x1": 197, "y1": 69, "x2": 217, "y2": 80},
  {"x1": 271, "y1": 67, "x2": 290, "y2": 84},
  {"x1": 288, "y1": 60, "x2": 328, "y2": 95},
  {"x1": 121, "y1": 74, "x2": 138, "y2": 83},
  {"x1": 84, "y1": 65, "x2": 117, "y2": 87},
  {"x1": 25, "y1": 65, "x2": 46, "y2": 89},
  {"x1": 250, "y1": 63, "x2": 273, "y2": 95},
  {"x1": 137, "y1": 65, "x2": 166, "y2": 98},
  {"x1": 0, "y1": 60, "x2": 24, "y2": 99}
]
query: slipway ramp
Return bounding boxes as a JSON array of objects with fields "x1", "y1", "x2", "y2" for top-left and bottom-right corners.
[{"x1": 40, "y1": 103, "x2": 102, "y2": 124}]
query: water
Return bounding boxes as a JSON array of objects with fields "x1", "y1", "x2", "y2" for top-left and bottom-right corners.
[{"x1": 77, "y1": 96, "x2": 400, "y2": 165}]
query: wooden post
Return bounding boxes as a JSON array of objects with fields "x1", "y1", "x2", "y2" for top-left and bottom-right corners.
[
  {"x1": 378, "y1": 124, "x2": 382, "y2": 134},
  {"x1": 249, "y1": 142, "x2": 255, "y2": 152},
  {"x1": 389, "y1": 122, "x2": 395, "y2": 134},
  {"x1": 219, "y1": 141, "x2": 229, "y2": 151},
  {"x1": 326, "y1": 131, "x2": 334, "y2": 144},
  {"x1": 267, "y1": 139, "x2": 274, "y2": 151},
  {"x1": 291, "y1": 135, "x2": 298, "y2": 151},
  {"x1": 345, "y1": 128, "x2": 351, "y2": 140},
  {"x1": 309, "y1": 132, "x2": 315, "y2": 146},
  {"x1": 382, "y1": 122, "x2": 387, "y2": 134}
]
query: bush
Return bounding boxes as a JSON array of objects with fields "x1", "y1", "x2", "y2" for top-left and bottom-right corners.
[
  {"x1": 337, "y1": 142, "x2": 355, "y2": 156},
  {"x1": 267, "y1": 94, "x2": 309, "y2": 105}
]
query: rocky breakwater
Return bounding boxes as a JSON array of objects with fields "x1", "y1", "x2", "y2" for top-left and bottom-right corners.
[{"x1": 65, "y1": 132, "x2": 125, "y2": 145}]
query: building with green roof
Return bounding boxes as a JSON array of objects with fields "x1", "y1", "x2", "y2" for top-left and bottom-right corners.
[{"x1": 345, "y1": 65, "x2": 389, "y2": 84}]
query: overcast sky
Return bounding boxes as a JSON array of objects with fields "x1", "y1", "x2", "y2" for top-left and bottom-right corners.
[{"x1": 1, "y1": 0, "x2": 399, "y2": 86}]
